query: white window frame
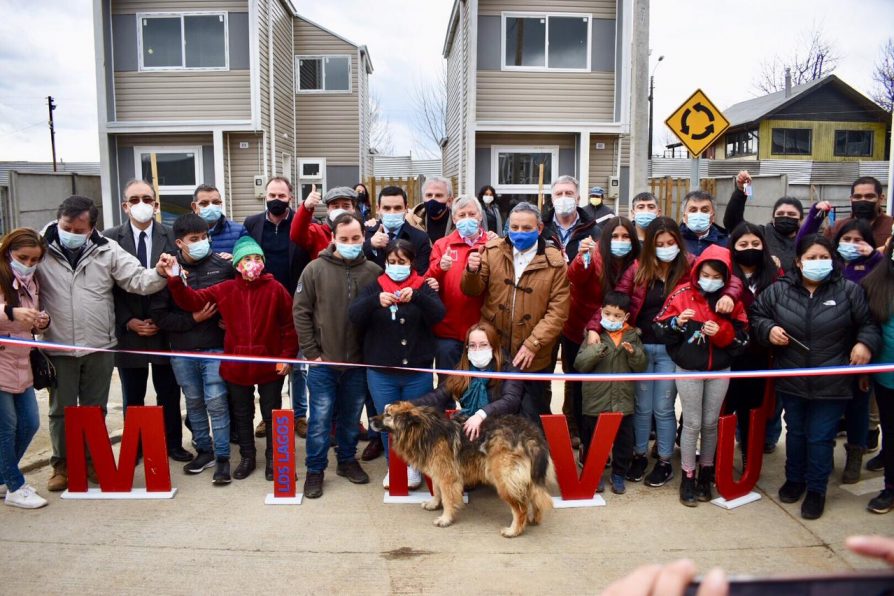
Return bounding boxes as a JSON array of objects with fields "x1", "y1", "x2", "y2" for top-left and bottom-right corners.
[
  {"x1": 491, "y1": 145, "x2": 560, "y2": 194},
  {"x1": 298, "y1": 158, "x2": 326, "y2": 195},
  {"x1": 294, "y1": 55, "x2": 353, "y2": 94},
  {"x1": 500, "y1": 12, "x2": 592, "y2": 73},
  {"x1": 137, "y1": 12, "x2": 230, "y2": 72},
  {"x1": 133, "y1": 146, "x2": 204, "y2": 196}
]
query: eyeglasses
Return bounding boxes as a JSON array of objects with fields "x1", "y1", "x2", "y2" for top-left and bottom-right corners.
[
  {"x1": 468, "y1": 343, "x2": 490, "y2": 350},
  {"x1": 851, "y1": 194, "x2": 878, "y2": 201},
  {"x1": 126, "y1": 195, "x2": 155, "y2": 205}
]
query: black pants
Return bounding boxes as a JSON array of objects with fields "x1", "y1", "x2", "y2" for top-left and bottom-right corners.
[
  {"x1": 227, "y1": 379, "x2": 284, "y2": 460},
  {"x1": 581, "y1": 413, "x2": 635, "y2": 477},
  {"x1": 725, "y1": 376, "x2": 768, "y2": 454},
  {"x1": 559, "y1": 335, "x2": 583, "y2": 436},
  {"x1": 521, "y1": 373, "x2": 554, "y2": 428},
  {"x1": 120, "y1": 364, "x2": 183, "y2": 448},
  {"x1": 872, "y1": 381, "x2": 894, "y2": 488}
]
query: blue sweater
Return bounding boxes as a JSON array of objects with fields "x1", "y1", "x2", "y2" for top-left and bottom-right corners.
[{"x1": 209, "y1": 217, "x2": 248, "y2": 255}]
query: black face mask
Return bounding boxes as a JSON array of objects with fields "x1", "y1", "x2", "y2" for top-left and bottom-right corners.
[
  {"x1": 773, "y1": 216, "x2": 800, "y2": 236},
  {"x1": 357, "y1": 192, "x2": 369, "y2": 204},
  {"x1": 734, "y1": 248, "x2": 764, "y2": 268},
  {"x1": 267, "y1": 199, "x2": 289, "y2": 216},
  {"x1": 852, "y1": 200, "x2": 877, "y2": 221},
  {"x1": 425, "y1": 199, "x2": 448, "y2": 218}
]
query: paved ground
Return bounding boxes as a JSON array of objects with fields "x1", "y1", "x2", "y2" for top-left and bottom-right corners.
[{"x1": 1, "y1": 374, "x2": 891, "y2": 594}]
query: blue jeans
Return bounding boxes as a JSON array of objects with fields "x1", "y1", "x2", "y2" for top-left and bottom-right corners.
[
  {"x1": 305, "y1": 366, "x2": 367, "y2": 473},
  {"x1": 366, "y1": 369, "x2": 434, "y2": 463},
  {"x1": 781, "y1": 392, "x2": 848, "y2": 494},
  {"x1": 764, "y1": 391, "x2": 785, "y2": 448},
  {"x1": 292, "y1": 349, "x2": 308, "y2": 419},
  {"x1": 170, "y1": 353, "x2": 230, "y2": 459},
  {"x1": 634, "y1": 344, "x2": 676, "y2": 459},
  {"x1": 0, "y1": 387, "x2": 40, "y2": 492},
  {"x1": 845, "y1": 382, "x2": 870, "y2": 448}
]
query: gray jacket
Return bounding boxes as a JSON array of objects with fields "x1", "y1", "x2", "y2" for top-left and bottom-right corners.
[{"x1": 36, "y1": 224, "x2": 168, "y2": 357}]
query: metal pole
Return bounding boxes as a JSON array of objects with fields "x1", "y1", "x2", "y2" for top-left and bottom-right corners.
[
  {"x1": 648, "y1": 75, "x2": 654, "y2": 158},
  {"x1": 47, "y1": 96, "x2": 57, "y2": 172},
  {"x1": 887, "y1": 110, "x2": 893, "y2": 216},
  {"x1": 690, "y1": 156, "x2": 700, "y2": 191}
]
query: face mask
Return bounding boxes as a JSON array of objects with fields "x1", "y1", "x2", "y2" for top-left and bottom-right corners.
[
  {"x1": 129, "y1": 202, "x2": 155, "y2": 224},
  {"x1": 381, "y1": 212, "x2": 405, "y2": 231},
  {"x1": 9, "y1": 257, "x2": 36, "y2": 279},
  {"x1": 655, "y1": 245, "x2": 681, "y2": 263},
  {"x1": 698, "y1": 276, "x2": 724, "y2": 293},
  {"x1": 801, "y1": 259, "x2": 833, "y2": 282},
  {"x1": 385, "y1": 263, "x2": 411, "y2": 282},
  {"x1": 357, "y1": 192, "x2": 369, "y2": 204},
  {"x1": 238, "y1": 259, "x2": 265, "y2": 281},
  {"x1": 589, "y1": 197, "x2": 603, "y2": 207},
  {"x1": 58, "y1": 227, "x2": 89, "y2": 250},
  {"x1": 610, "y1": 240, "x2": 632, "y2": 257},
  {"x1": 686, "y1": 212, "x2": 711, "y2": 234},
  {"x1": 837, "y1": 242, "x2": 862, "y2": 262},
  {"x1": 601, "y1": 316, "x2": 624, "y2": 332},
  {"x1": 773, "y1": 216, "x2": 800, "y2": 236},
  {"x1": 467, "y1": 348, "x2": 493, "y2": 369},
  {"x1": 734, "y1": 248, "x2": 763, "y2": 267},
  {"x1": 634, "y1": 212, "x2": 657, "y2": 229},
  {"x1": 554, "y1": 197, "x2": 577, "y2": 216},
  {"x1": 186, "y1": 239, "x2": 211, "y2": 260},
  {"x1": 482, "y1": 195, "x2": 494, "y2": 205},
  {"x1": 509, "y1": 230, "x2": 539, "y2": 251},
  {"x1": 455, "y1": 217, "x2": 480, "y2": 238},
  {"x1": 199, "y1": 205, "x2": 222, "y2": 224},
  {"x1": 852, "y1": 201, "x2": 877, "y2": 221},
  {"x1": 267, "y1": 199, "x2": 289, "y2": 216},
  {"x1": 328, "y1": 208, "x2": 349, "y2": 222},
  {"x1": 336, "y1": 242, "x2": 363, "y2": 260},
  {"x1": 425, "y1": 199, "x2": 448, "y2": 218}
]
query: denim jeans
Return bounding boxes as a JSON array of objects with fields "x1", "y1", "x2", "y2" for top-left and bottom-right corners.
[
  {"x1": 845, "y1": 381, "x2": 870, "y2": 448},
  {"x1": 634, "y1": 344, "x2": 677, "y2": 459},
  {"x1": 366, "y1": 369, "x2": 434, "y2": 463},
  {"x1": 292, "y1": 349, "x2": 308, "y2": 419},
  {"x1": 781, "y1": 392, "x2": 848, "y2": 494},
  {"x1": 0, "y1": 387, "x2": 39, "y2": 492},
  {"x1": 305, "y1": 366, "x2": 367, "y2": 473},
  {"x1": 170, "y1": 353, "x2": 230, "y2": 459},
  {"x1": 677, "y1": 368, "x2": 729, "y2": 472}
]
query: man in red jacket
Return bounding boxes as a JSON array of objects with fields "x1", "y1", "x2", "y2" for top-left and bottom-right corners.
[{"x1": 290, "y1": 186, "x2": 359, "y2": 260}]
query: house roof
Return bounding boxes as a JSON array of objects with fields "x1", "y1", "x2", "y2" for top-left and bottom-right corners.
[
  {"x1": 442, "y1": 0, "x2": 462, "y2": 57},
  {"x1": 0, "y1": 161, "x2": 100, "y2": 187},
  {"x1": 294, "y1": 14, "x2": 374, "y2": 73}
]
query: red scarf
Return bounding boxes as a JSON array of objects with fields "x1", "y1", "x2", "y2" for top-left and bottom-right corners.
[{"x1": 378, "y1": 270, "x2": 426, "y2": 294}]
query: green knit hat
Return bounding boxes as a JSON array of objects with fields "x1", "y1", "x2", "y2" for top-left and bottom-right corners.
[{"x1": 232, "y1": 236, "x2": 265, "y2": 267}]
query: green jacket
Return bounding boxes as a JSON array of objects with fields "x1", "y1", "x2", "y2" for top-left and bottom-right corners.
[{"x1": 574, "y1": 326, "x2": 648, "y2": 416}]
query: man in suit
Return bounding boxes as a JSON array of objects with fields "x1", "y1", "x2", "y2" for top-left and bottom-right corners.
[
  {"x1": 103, "y1": 179, "x2": 191, "y2": 462},
  {"x1": 363, "y1": 185, "x2": 432, "y2": 275}
]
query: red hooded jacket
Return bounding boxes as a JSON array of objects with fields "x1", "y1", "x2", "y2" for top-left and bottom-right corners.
[{"x1": 425, "y1": 230, "x2": 488, "y2": 342}]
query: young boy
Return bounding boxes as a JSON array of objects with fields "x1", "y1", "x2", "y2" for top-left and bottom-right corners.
[
  {"x1": 574, "y1": 291, "x2": 647, "y2": 495},
  {"x1": 151, "y1": 214, "x2": 234, "y2": 484}
]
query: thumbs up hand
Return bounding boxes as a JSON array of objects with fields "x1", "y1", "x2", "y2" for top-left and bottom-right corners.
[
  {"x1": 466, "y1": 246, "x2": 483, "y2": 273},
  {"x1": 371, "y1": 224, "x2": 389, "y2": 249},
  {"x1": 304, "y1": 184, "x2": 321, "y2": 210}
]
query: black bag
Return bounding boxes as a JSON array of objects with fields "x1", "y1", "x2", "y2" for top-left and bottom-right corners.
[{"x1": 30, "y1": 343, "x2": 56, "y2": 390}]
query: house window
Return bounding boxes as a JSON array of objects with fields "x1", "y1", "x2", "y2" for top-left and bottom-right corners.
[
  {"x1": 134, "y1": 146, "x2": 203, "y2": 225},
  {"x1": 138, "y1": 13, "x2": 228, "y2": 71},
  {"x1": 834, "y1": 130, "x2": 873, "y2": 157},
  {"x1": 725, "y1": 129, "x2": 758, "y2": 157},
  {"x1": 298, "y1": 158, "x2": 326, "y2": 200},
  {"x1": 491, "y1": 146, "x2": 559, "y2": 193},
  {"x1": 502, "y1": 13, "x2": 591, "y2": 71},
  {"x1": 296, "y1": 56, "x2": 351, "y2": 93},
  {"x1": 771, "y1": 128, "x2": 812, "y2": 156}
]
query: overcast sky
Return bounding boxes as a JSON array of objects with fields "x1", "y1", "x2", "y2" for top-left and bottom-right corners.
[{"x1": 0, "y1": 0, "x2": 891, "y2": 163}]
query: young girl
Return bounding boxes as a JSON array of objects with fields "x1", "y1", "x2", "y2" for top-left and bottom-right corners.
[
  {"x1": 655, "y1": 245, "x2": 749, "y2": 506},
  {"x1": 348, "y1": 240, "x2": 445, "y2": 488}
]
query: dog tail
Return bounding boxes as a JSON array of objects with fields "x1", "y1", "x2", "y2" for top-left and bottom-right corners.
[{"x1": 526, "y1": 437, "x2": 550, "y2": 486}]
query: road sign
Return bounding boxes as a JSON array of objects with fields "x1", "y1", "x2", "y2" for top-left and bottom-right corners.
[{"x1": 665, "y1": 89, "x2": 730, "y2": 157}]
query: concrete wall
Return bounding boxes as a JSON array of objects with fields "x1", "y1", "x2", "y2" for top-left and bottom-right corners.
[
  {"x1": 714, "y1": 174, "x2": 789, "y2": 227},
  {"x1": 4, "y1": 172, "x2": 103, "y2": 234}
]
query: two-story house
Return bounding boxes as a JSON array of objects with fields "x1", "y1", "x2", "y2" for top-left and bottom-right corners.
[
  {"x1": 441, "y1": 0, "x2": 634, "y2": 209},
  {"x1": 93, "y1": 0, "x2": 372, "y2": 225}
]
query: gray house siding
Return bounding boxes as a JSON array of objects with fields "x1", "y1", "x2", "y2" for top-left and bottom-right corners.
[{"x1": 271, "y1": 0, "x2": 294, "y2": 176}]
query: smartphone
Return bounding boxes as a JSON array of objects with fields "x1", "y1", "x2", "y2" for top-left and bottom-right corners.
[{"x1": 686, "y1": 570, "x2": 894, "y2": 596}]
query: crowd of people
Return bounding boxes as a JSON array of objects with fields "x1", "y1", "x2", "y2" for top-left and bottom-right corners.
[{"x1": 0, "y1": 172, "x2": 890, "y2": 523}]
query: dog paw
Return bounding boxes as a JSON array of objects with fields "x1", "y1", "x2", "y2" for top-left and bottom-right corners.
[
  {"x1": 501, "y1": 527, "x2": 521, "y2": 538},
  {"x1": 422, "y1": 500, "x2": 441, "y2": 511},
  {"x1": 433, "y1": 516, "x2": 454, "y2": 527}
]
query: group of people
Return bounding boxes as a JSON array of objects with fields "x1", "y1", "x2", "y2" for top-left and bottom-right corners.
[{"x1": 0, "y1": 172, "x2": 890, "y2": 523}]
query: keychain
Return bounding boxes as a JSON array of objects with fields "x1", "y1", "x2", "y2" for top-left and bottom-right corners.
[
  {"x1": 583, "y1": 252, "x2": 591, "y2": 269},
  {"x1": 389, "y1": 291, "x2": 400, "y2": 320}
]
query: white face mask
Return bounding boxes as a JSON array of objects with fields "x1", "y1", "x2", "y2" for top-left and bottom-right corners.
[
  {"x1": 129, "y1": 202, "x2": 155, "y2": 224},
  {"x1": 328, "y1": 208, "x2": 349, "y2": 222},
  {"x1": 554, "y1": 197, "x2": 577, "y2": 216},
  {"x1": 468, "y1": 348, "x2": 493, "y2": 369},
  {"x1": 482, "y1": 195, "x2": 494, "y2": 205}
]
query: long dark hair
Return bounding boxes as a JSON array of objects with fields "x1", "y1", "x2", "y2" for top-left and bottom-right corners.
[
  {"x1": 445, "y1": 323, "x2": 506, "y2": 397},
  {"x1": 862, "y1": 240, "x2": 894, "y2": 322},
  {"x1": 833, "y1": 217, "x2": 874, "y2": 252},
  {"x1": 635, "y1": 216, "x2": 689, "y2": 296},
  {"x1": 0, "y1": 228, "x2": 46, "y2": 306},
  {"x1": 729, "y1": 222, "x2": 778, "y2": 294},
  {"x1": 598, "y1": 216, "x2": 640, "y2": 295}
]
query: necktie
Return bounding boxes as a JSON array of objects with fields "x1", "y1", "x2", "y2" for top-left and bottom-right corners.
[{"x1": 137, "y1": 231, "x2": 148, "y2": 269}]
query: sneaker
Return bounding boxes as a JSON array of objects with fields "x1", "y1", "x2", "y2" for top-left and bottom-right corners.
[
  {"x1": 336, "y1": 460, "x2": 369, "y2": 484},
  {"x1": 866, "y1": 453, "x2": 885, "y2": 472},
  {"x1": 382, "y1": 471, "x2": 390, "y2": 489},
  {"x1": 47, "y1": 463, "x2": 67, "y2": 492},
  {"x1": 610, "y1": 473, "x2": 626, "y2": 495},
  {"x1": 779, "y1": 480, "x2": 807, "y2": 503},
  {"x1": 295, "y1": 417, "x2": 308, "y2": 439},
  {"x1": 867, "y1": 428, "x2": 880, "y2": 453},
  {"x1": 408, "y1": 467, "x2": 423, "y2": 490},
  {"x1": 183, "y1": 451, "x2": 215, "y2": 474},
  {"x1": 867, "y1": 488, "x2": 894, "y2": 514},
  {"x1": 5, "y1": 484, "x2": 47, "y2": 509},
  {"x1": 212, "y1": 458, "x2": 231, "y2": 485},
  {"x1": 232, "y1": 457, "x2": 256, "y2": 480},
  {"x1": 626, "y1": 454, "x2": 648, "y2": 482},
  {"x1": 255, "y1": 420, "x2": 267, "y2": 438},
  {"x1": 645, "y1": 460, "x2": 674, "y2": 487},
  {"x1": 801, "y1": 490, "x2": 825, "y2": 520},
  {"x1": 679, "y1": 471, "x2": 697, "y2": 507},
  {"x1": 304, "y1": 471, "x2": 324, "y2": 499}
]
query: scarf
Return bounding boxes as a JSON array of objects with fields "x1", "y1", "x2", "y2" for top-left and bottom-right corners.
[
  {"x1": 459, "y1": 369, "x2": 492, "y2": 417},
  {"x1": 377, "y1": 270, "x2": 426, "y2": 294}
]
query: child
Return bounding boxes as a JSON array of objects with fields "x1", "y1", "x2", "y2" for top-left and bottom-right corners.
[
  {"x1": 654, "y1": 245, "x2": 749, "y2": 507},
  {"x1": 164, "y1": 236, "x2": 298, "y2": 482},
  {"x1": 574, "y1": 291, "x2": 647, "y2": 495}
]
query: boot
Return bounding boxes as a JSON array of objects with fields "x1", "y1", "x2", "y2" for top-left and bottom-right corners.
[
  {"x1": 232, "y1": 457, "x2": 256, "y2": 480},
  {"x1": 697, "y1": 466, "x2": 714, "y2": 502},
  {"x1": 679, "y1": 470, "x2": 697, "y2": 507},
  {"x1": 47, "y1": 462, "x2": 68, "y2": 492},
  {"x1": 265, "y1": 455, "x2": 274, "y2": 481},
  {"x1": 212, "y1": 458, "x2": 231, "y2": 485},
  {"x1": 842, "y1": 443, "x2": 865, "y2": 484}
]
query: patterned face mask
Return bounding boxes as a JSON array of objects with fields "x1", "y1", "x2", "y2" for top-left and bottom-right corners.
[{"x1": 238, "y1": 259, "x2": 265, "y2": 281}]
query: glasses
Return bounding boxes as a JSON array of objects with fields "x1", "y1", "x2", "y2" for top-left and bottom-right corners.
[
  {"x1": 468, "y1": 343, "x2": 490, "y2": 350},
  {"x1": 851, "y1": 194, "x2": 878, "y2": 201},
  {"x1": 126, "y1": 195, "x2": 155, "y2": 205}
]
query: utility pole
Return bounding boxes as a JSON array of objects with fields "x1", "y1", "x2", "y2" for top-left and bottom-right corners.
[
  {"x1": 47, "y1": 96, "x2": 57, "y2": 172},
  {"x1": 648, "y1": 55, "x2": 664, "y2": 159}
]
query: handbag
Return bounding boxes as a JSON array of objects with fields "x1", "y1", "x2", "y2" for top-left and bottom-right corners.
[{"x1": 30, "y1": 336, "x2": 56, "y2": 390}]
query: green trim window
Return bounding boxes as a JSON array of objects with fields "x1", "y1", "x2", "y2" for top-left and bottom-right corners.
[
  {"x1": 771, "y1": 128, "x2": 812, "y2": 156},
  {"x1": 834, "y1": 130, "x2": 873, "y2": 157},
  {"x1": 725, "y1": 129, "x2": 758, "y2": 157}
]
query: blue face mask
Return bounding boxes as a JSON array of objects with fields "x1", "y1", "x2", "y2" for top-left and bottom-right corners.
[
  {"x1": 455, "y1": 217, "x2": 480, "y2": 238},
  {"x1": 9, "y1": 257, "x2": 36, "y2": 278},
  {"x1": 199, "y1": 205, "x2": 222, "y2": 224},
  {"x1": 656, "y1": 245, "x2": 680, "y2": 263},
  {"x1": 336, "y1": 243, "x2": 363, "y2": 260},
  {"x1": 385, "y1": 263, "x2": 411, "y2": 282},
  {"x1": 698, "y1": 276, "x2": 724, "y2": 293},
  {"x1": 837, "y1": 242, "x2": 861, "y2": 262},
  {"x1": 58, "y1": 227, "x2": 89, "y2": 250},
  {"x1": 801, "y1": 259, "x2": 833, "y2": 282},
  {"x1": 686, "y1": 212, "x2": 711, "y2": 234},
  {"x1": 381, "y1": 212, "x2": 405, "y2": 232},
  {"x1": 634, "y1": 211, "x2": 657, "y2": 229},
  {"x1": 610, "y1": 240, "x2": 632, "y2": 257},
  {"x1": 186, "y1": 239, "x2": 211, "y2": 260},
  {"x1": 601, "y1": 316, "x2": 624, "y2": 332},
  {"x1": 508, "y1": 230, "x2": 539, "y2": 251}
]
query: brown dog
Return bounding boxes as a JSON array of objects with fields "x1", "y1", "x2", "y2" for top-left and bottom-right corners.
[{"x1": 370, "y1": 402, "x2": 552, "y2": 537}]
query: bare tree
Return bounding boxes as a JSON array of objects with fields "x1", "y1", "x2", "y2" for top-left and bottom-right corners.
[
  {"x1": 754, "y1": 27, "x2": 839, "y2": 94},
  {"x1": 410, "y1": 61, "x2": 448, "y2": 159},
  {"x1": 369, "y1": 93, "x2": 394, "y2": 155},
  {"x1": 871, "y1": 38, "x2": 894, "y2": 112}
]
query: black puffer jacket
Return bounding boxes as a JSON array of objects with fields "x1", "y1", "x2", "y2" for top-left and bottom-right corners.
[{"x1": 750, "y1": 269, "x2": 881, "y2": 400}]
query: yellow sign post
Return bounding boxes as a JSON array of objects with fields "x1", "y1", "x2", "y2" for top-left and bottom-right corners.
[{"x1": 665, "y1": 89, "x2": 730, "y2": 157}]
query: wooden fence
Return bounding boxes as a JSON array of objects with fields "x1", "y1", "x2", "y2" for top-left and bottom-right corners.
[{"x1": 648, "y1": 177, "x2": 717, "y2": 222}]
